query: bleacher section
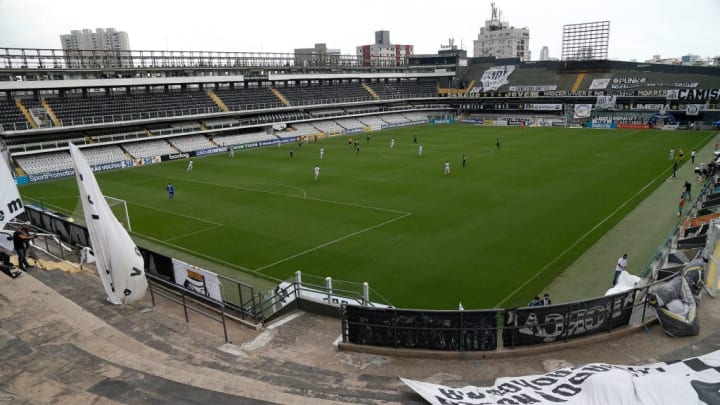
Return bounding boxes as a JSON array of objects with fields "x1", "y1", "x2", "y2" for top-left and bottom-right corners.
[
  {"x1": 123, "y1": 139, "x2": 175, "y2": 158},
  {"x1": 39, "y1": 92, "x2": 219, "y2": 126},
  {"x1": 282, "y1": 123, "x2": 320, "y2": 139},
  {"x1": 335, "y1": 117, "x2": 366, "y2": 131},
  {"x1": 212, "y1": 131, "x2": 275, "y2": 146},
  {"x1": 79, "y1": 145, "x2": 128, "y2": 165},
  {"x1": 357, "y1": 116, "x2": 386, "y2": 131},
  {"x1": 213, "y1": 88, "x2": 283, "y2": 111},
  {"x1": 368, "y1": 80, "x2": 437, "y2": 99},
  {"x1": 168, "y1": 135, "x2": 216, "y2": 152},
  {"x1": 279, "y1": 83, "x2": 373, "y2": 106},
  {"x1": 312, "y1": 120, "x2": 344, "y2": 136},
  {"x1": 15, "y1": 151, "x2": 71, "y2": 175},
  {"x1": 0, "y1": 100, "x2": 31, "y2": 131}
]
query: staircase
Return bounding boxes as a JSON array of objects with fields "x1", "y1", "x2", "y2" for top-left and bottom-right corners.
[
  {"x1": 271, "y1": 88, "x2": 291, "y2": 107},
  {"x1": 207, "y1": 91, "x2": 229, "y2": 112},
  {"x1": 362, "y1": 83, "x2": 380, "y2": 100},
  {"x1": 571, "y1": 72, "x2": 586, "y2": 92},
  {"x1": 16, "y1": 100, "x2": 38, "y2": 128},
  {"x1": 40, "y1": 99, "x2": 61, "y2": 127}
]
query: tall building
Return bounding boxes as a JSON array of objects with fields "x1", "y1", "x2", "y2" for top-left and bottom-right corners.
[
  {"x1": 356, "y1": 30, "x2": 413, "y2": 67},
  {"x1": 60, "y1": 28, "x2": 131, "y2": 68},
  {"x1": 294, "y1": 43, "x2": 341, "y2": 67},
  {"x1": 540, "y1": 46, "x2": 549, "y2": 61},
  {"x1": 473, "y1": 3, "x2": 530, "y2": 61}
]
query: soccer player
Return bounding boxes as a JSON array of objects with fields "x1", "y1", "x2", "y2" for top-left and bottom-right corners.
[
  {"x1": 413, "y1": 135, "x2": 417, "y2": 144},
  {"x1": 462, "y1": 153, "x2": 467, "y2": 168},
  {"x1": 186, "y1": 159, "x2": 193, "y2": 172},
  {"x1": 229, "y1": 147, "x2": 235, "y2": 158},
  {"x1": 496, "y1": 138, "x2": 501, "y2": 150},
  {"x1": 418, "y1": 145, "x2": 423, "y2": 156},
  {"x1": 356, "y1": 143, "x2": 360, "y2": 156},
  {"x1": 167, "y1": 182, "x2": 175, "y2": 200},
  {"x1": 289, "y1": 147, "x2": 294, "y2": 159},
  {"x1": 314, "y1": 164, "x2": 320, "y2": 181},
  {"x1": 444, "y1": 161, "x2": 451, "y2": 175},
  {"x1": 320, "y1": 147, "x2": 325, "y2": 160},
  {"x1": 390, "y1": 138, "x2": 395, "y2": 148}
]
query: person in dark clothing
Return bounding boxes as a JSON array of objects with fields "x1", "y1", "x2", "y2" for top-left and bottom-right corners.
[
  {"x1": 13, "y1": 226, "x2": 34, "y2": 271},
  {"x1": 684, "y1": 181, "x2": 692, "y2": 200},
  {"x1": 672, "y1": 160, "x2": 678, "y2": 178}
]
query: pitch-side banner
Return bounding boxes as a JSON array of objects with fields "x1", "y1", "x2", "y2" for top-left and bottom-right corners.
[
  {"x1": 502, "y1": 291, "x2": 634, "y2": 347},
  {"x1": 401, "y1": 348, "x2": 720, "y2": 405},
  {"x1": 171, "y1": 258, "x2": 222, "y2": 301}
]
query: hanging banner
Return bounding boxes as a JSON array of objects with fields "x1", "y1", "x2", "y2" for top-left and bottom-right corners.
[
  {"x1": 401, "y1": 348, "x2": 720, "y2": 405},
  {"x1": 502, "y1": 291, "x2": 634, "y2": 347},
  {"x1": 573, "y1": 104, "x2": 592, "y2": 118},
  {"x1": 172, "y1": 258, "x2": 222, "y2": 301},
  {"x1": 479, "y1": 65, "x2": 515, "y2": 91},
  {"x1": 589, "y1": 78, "x2": 610, "y2": 90}
]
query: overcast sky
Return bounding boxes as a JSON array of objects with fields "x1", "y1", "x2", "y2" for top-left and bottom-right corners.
[{"x1": 0, "y1": 0, "x2": 718, "y2": 61}]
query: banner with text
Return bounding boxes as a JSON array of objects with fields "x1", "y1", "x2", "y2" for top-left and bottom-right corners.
[{"x1": 402, "y1": 348, "x2": 720, "y2": 405}]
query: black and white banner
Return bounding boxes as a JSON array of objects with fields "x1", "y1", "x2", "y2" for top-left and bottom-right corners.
[
  {"x1": 589, "y1": 78, "x2": 610, "y2": 90},
  {"x1": 686, "y1": 104, "x2": 702, "y2": 116},
  {"x1": 172, "y1": 258, "x2": 222, "y2": 301},
  {"x1": 479, "y1": 65, "x2": 515, "y2": 91},
  {"x1": 509, "y1": 85, "x2": 557, "y2": 92},
  {"x1": 574, "y1": 104, "x2": 592, "y2": 118},
  {"x1": 402, "y1": 348, "x2": 720, "y2": 404},
  {"x1": 595, "y1": 95, "x2": 617, "y2": 110}
]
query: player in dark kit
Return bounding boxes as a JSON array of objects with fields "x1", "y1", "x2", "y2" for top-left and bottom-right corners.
[{"x1": 167, "y1": 182, "x2": 175, "y2": 200}]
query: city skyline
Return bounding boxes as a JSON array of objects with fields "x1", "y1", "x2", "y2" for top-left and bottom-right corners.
[{"x1": 0, "y1": 0, "x2": 718, "y2": 62}]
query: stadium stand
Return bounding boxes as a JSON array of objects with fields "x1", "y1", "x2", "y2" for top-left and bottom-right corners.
[
  {"x1": 212, "y1": 130, "x2": 275, "y2": 146},
  {"x1": 311, "y1": 120, "x2": 345, "y2": 135},
  {"x1": 14, "y1": 151, "x2": 71, "y2": 175},
  {"x1": 213, "y1": 87, "x2": 284, "y2": 111},
  {"x1": 281, "y1": 123, "x2": 321, "y2": 139},
  {"x1": 168, "y1": 135, "x2": 216, "y2": 152},
  {"x1": 335, "y1": 117, "x2": 366, "y2": 131},
  {"x1": 44, "y1": 91, "x2": 219, "y2": 126},
  {"x1": 279, "y1": 83, "x2": 373, "y2": 106},
  {"x1": 122, "y1": 139, "x2": 175, "y2": 158},
  {"x1": 0, "y1": 100, "x2": 30, "y2": 130},
  {"x1": 79, "y1": 145, "x2": 128, "y2": 165},
  {"x1": 368, "y1": 80, "x2": 437, "y2": 99},
  {"x1": 357, "y1": 115, "x2": 386, "y2": 130}
]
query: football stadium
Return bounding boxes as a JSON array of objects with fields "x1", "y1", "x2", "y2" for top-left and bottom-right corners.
[{"x1": 2, "y1": 3, "x2": 720, "y2": 403}]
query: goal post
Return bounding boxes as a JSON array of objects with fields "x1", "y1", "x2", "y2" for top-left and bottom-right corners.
[{"x1": 70, "y1": 195, "x2": 132, "y2": 232}]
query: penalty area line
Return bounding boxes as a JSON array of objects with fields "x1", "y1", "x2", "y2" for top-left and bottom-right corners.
[
  {"x1": 163, "y1": 224, "x2": 223, "y2": 243},
  {"x1": 131, "y1": 231, "x2": 254, "y2": 273},
  {"x1": 254, "y1": 212, "x2": 411, "y2": 273},
  {"x1": 494, "y1": 167, "x2": 670, "y2": 309}
]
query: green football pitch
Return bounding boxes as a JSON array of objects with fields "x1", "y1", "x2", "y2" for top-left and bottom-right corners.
[{"x1": 18, "y1": 125, "x2": 714, "y2": 309}]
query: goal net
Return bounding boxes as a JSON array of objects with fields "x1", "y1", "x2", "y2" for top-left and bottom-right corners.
[{"x1": 69, "y1": 196, "x2": 132, "y2": 231}]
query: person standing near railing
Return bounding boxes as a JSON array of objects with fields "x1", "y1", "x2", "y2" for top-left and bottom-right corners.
[{"x1": 613, "y1": 253, "x2": 628, "y2": 286}]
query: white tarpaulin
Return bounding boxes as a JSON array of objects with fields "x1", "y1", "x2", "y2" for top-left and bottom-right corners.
[
  {"x1": 402, "y1": 348, "x2": 720, "y2": 404},
  {"x1": 0, "y1": 154, "x2": 23, "y2": 230},
  {"x1": 69, "y1": 143, "x2": 147, "y2": 304}
]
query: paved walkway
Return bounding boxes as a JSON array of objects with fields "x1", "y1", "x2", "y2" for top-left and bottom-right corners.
[{"x1": 546, "y1": 131, "x2": 718, "y2": 303}]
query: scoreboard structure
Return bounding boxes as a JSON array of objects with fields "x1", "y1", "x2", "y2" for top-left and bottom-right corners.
[{"x1": 561, "y1": 21, "x2": 610, "y2": 61}]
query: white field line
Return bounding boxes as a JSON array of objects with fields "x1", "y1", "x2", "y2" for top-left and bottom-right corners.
[
  {"x1": 163, "y1": 224, "x2": 223, "y2": 243},
  {"x1": 130, "y1": 231, "x2": 254, "y2": 272},
  {"x1": 170, "y1": 177, "x2": 410, "y2": 215},
  {"x1": 494, "y1": 167, "x2": 673, "y2": 309},
  {"x1": 130, "y1": 201, "x2": 223, "y2": 226},
  {"x1": 254, "y1": 212, "x2": 411, "y2": 273}
]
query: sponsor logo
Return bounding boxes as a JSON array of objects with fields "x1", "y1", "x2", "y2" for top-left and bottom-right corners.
[
  {"x1": 90, "y1": 161, "x2": 124, "y2": 172},
  {"x1": 28, "y1": 169, "x2": 75, "y2": 182},
  {"x1": 195, "y1": 147, "x2": 227, "y2": 156},
  {"x1": 167, "y1": 153, "x2": 190, "y2": 160},
  {"x1": 508, "y1": 85, "x2": 557, "y2": 92}
]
